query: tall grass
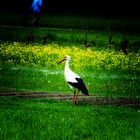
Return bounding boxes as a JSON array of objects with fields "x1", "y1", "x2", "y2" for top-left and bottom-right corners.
[{"x1": 0, "y1": 96, "x2": 140, "y2": 140}]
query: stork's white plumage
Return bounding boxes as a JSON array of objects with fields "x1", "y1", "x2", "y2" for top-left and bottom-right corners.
[{"x1": 58, "y1": 55, "x2": 89, "y2": 104}]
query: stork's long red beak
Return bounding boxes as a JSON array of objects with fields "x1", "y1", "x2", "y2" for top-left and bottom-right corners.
[{"x1": 58, "y1": 58, "x2": 65, "y2": 64}]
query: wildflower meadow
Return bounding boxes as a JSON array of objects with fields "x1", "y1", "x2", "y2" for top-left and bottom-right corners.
[{"x1": 0, "y1": 41, "x2": 139, "y2": 72}]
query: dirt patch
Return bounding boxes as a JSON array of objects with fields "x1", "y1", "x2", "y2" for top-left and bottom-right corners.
[{"x1": 0, "y1": 90, "x2": 140, "y2": 107}]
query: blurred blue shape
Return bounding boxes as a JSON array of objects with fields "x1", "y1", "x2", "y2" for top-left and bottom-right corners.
[{"x1": 31, "y1": 0, "x2": 42, "y2": 12}]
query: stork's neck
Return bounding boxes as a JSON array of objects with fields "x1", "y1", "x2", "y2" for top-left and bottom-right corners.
[{"x1": 64, "y1": 59, "x2": 70, "y2": 72}]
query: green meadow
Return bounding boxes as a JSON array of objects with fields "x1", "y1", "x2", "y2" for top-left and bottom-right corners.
[
  {"x1": 0, "y1": 41, "x2": 140, "y2": 96},
  {"x1": 0, "y1": 39, "x2": 140, "y2": 140},
  {"x1": 0, "y1": 96, "x2": 140, "y2": 140},
  {"x1": 0, "y1": 14, "x2": 140, "y2": 140}
]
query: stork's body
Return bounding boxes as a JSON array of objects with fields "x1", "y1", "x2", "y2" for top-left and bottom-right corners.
[{"x1": 58, "y1": 55, "x2": 89, "y2": 104}]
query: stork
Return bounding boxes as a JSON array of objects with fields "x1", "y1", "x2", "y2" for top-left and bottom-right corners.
[{"x1": 58, "y1": 55, "x2": 89, "y2": 104}]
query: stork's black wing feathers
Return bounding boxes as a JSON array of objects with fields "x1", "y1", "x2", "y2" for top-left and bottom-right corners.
[{"x1": 68, "y1": 78, "x2": 89, "y2": 96}]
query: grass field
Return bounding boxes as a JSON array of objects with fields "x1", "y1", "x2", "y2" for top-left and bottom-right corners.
[
  {"x1": 1, "y1": 12, "x2": 140, "y2": 32},
  {"x1": 0, "y1": 96, "x2": 140, "y2": 140},
  {"x1": 0, "y1": 41, "x2": 139, "y2": 140},
  {"x1": 0, "y1": 64, "x2": 140, "y2": 97},
  {"x1": 0, "y1": 41, "x2": 140, "y2": 97},
  {"x1": 0, "y1": 13, "x2": 140, "y2": 140}
]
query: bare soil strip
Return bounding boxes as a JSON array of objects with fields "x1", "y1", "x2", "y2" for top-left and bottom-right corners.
[{"x1": 0, "y1": 90, "x2": 140, "y2": 107}]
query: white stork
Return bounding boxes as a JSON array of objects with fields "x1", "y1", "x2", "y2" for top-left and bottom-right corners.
[{"x1": 58, "y1": 55, "x2": 89, "y2": 104}]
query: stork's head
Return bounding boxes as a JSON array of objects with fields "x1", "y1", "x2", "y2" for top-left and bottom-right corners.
[
  {"x1": 58, "y1": 55, "x2": 71, "y2": 64},
  {"x1": 64, "y1": 55, "x2": 71, "y2": 61}
]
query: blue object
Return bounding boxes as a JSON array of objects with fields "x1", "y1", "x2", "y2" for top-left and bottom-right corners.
[{"x1": 31, "y1": 0, "x2": 42, "y2": 12}]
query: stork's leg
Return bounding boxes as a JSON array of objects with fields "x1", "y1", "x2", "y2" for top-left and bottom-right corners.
[
  {"x1": 75, "y1": 90, "x2": 80, "y2": 104},
  {"x1": 72, "y1": 89, "x2": 80, "y2": 104},
  {"x1": 72, "y1": 89, "x2": 77, "y2": 104}
]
